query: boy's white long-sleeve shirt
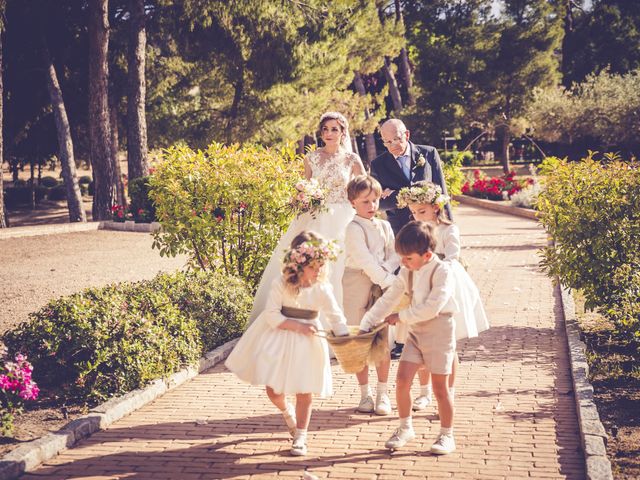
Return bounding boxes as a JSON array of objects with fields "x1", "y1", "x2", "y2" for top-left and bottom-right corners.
[
  {"x1": 359, "y1": 255, "x2": 457, "y2": 332},
  {"x1": 262, "y1": 277, "x2": 349, "y2": 336},
  {"x1": 344, "y1": 215, "x2": 400, "y2": 289}
]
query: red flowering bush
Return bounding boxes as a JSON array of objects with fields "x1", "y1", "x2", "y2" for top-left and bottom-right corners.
[
  {"x1": 0, "y1": 349, "x2": 39, "y2": 436},
  {"x1": 462, "y1": 169, "x2": 533, "y2": 201}
]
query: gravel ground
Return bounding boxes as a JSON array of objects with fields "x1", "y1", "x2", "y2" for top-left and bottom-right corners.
[{"x1": 0, "y1": 230, "x2": 188, "y2": 334}]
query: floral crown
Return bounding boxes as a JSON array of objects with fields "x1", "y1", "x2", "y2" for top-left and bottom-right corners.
[
  {"x1": 396, "y1": 183, "x2": 450, "y2": 209},
  {"x1": 283, "y1": 239, "x2": 339, "y2": 272}
]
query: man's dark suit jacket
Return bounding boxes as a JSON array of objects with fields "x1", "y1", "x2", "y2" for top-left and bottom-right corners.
[{"x1": 371, "y1": 141, "x2": 452, "y2": 234}]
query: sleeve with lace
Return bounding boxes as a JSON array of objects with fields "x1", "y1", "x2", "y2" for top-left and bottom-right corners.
[
  {"x1": 441, "y1": 224, "x2": 461, "y2": 262},
  {"x1": 359, "y1": 274, "x2": 407, "y2": 331},
  {"x1": 345, "y1": 223, "x2": 397, "y2": 288},
  {"x1": 262, "y1": 277, "x2": 289, "y2": 329},
  {"x1": 318, "y1": 283, "x2": 349, "y2": 336},
  {"x1": 398, "y1": 263, "x2": 455, "y2": 325}
]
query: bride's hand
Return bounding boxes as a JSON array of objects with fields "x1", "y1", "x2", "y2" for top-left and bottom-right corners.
[{"x1": 381, "y1": 188, "x2": 394, "y2": 199}]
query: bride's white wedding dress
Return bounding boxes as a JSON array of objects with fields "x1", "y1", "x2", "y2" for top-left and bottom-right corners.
[{"x1": 249, "y1": 148, "x2": 363, "y2": 323}]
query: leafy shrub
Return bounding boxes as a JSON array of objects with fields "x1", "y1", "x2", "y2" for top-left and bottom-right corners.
[
  {"x1": 2, "y1": 270, "x2": 250, "y2": 404},
  {"x1": 39, "y1": 176, "x2": 59, "y2": 188},
  {"x1": 3, "y1": 186, "x2": 48, "y2": 207},
  {"x1": 149, "y1": 143, "x2": 300, "y2": 289},
  {"x1": 442, "y1": 150, "x2": 474, "y2": 167},
  {"x1": 537, "y1": 154, "x2": 640, "y2": 346},
  {"x1": 48, "y1": 185, "x2": 68, "y2": 201},
  {"x1": 129, "y1": 176, "x2": 156, "y2": 222},
  {"x1": 147, "y1": 271, "x2": 251, "y2": 352},
  {"x1": 442, "y1": 151, "x2": 465, "y2": 196}
]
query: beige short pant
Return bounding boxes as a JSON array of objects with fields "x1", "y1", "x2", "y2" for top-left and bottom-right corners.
[
  {"x1": 342, "y1": 268, "x2": 373, "y2": 326},
  {"x1": 400, "y1": 314, "x2": 456, "y2": 375}
]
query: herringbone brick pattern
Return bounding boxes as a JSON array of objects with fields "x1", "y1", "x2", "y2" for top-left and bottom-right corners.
[{"x1": 23, "y1": 205, "x2": 584, "y2": 479}]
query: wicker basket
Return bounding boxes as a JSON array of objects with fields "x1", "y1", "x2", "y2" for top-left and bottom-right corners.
[{"x1": 321, "y1": 323, "x2": 389, "y2": 374}]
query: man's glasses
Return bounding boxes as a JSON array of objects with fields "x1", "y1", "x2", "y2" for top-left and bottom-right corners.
[{"x1": 381, "y1": 132, "x2": 407, "y2": 145}]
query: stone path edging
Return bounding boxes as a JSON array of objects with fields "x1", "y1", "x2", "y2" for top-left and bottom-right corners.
[
  {"x1": 558, "y1": 285, "x2": 613, "y2": 480},
  {"x1": 0, "y1": 339, "x2": 239, "y2": 480},
  {"x1": 453, "y1": 194, "x2": 538, "y2": 220},
  {"x1": 0, "y1": 221, "x2": 161, "y2": 240}
]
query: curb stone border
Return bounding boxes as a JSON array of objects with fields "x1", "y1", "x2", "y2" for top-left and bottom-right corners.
[
  {"x1": 453, "y1": 194, "x2": 538, "y2": 220},
  {"x1": 0, "y1": 221, "x2": 160, "y2": 240},
  {"x1": 0, "y1": 338, "x2": 239, "y2": 480},
  {"x1": 558, "y1": 285, "x2": 614, "y2": 480}
]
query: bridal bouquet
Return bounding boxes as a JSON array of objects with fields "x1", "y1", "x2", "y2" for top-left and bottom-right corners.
[{"x1": 289, "y1": 178, "x2": 328, "y2": 218}]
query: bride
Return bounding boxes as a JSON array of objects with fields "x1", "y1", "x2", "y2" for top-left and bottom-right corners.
[{"x1": 249, "y1": 112, "x2": 366, "y2": 322}]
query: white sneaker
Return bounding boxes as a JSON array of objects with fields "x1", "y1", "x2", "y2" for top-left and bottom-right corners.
[
  {"x1": 282, "y1": 404, "x2": 297, "y2": 437},
  {"x1": 412, "y1": 394, "x2": 432, "y2": 411},
  {"x1": 384, "y1": 427, "x2": 416, "y2": 449},
  {"x1": 357, "y1": 395, "x2": 374, "y2": 413},
  {"x1": 375, "y1": 393, "x2": 392, "y2": 416},
  {"x1": 291, "y1": 434, "x2": 307, "y2": 456},
  {"x1": 430, "y1": 433, "x2": 456, "y2": 455}
]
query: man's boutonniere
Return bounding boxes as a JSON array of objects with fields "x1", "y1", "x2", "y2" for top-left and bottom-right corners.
[{"x1": 414, "y1": 154, "x2": 426, "y2": 169}]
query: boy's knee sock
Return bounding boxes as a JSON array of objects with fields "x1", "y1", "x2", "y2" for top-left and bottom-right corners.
[{"x1": 360, "y1": 383, "x2": 372, "y2": 399}]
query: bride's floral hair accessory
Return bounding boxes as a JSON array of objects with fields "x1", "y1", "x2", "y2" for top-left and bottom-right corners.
[{"x1": 396, "y1": 181, "x2": 450, "y2": 209}]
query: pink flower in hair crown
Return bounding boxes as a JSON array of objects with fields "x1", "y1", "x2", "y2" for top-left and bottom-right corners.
[{"x1": 283, "y1": 239, "x2": 339, "y2": 272}]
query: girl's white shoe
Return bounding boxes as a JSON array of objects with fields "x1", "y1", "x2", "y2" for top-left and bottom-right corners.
[{"x1": 291, "y1": 433, "x2": 307, "y2": 456}]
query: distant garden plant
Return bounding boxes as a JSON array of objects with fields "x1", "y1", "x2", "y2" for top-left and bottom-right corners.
[
  {"x1": 149, "y1": 143, "x2": 300, "y2": 289},
  {"x1": 461, "y1": 169, "x2": 534, "y2": 200}
]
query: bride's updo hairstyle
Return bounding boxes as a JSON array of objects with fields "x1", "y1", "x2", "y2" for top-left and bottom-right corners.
[
  {"x1": 282, "y1": 231, "x2": 338, "y2": 294},
  {"x1": 317, "y1": 111, "x2": 350, "y2": 150}
]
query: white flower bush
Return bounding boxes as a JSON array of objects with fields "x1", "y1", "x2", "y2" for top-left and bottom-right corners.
[{"x1": 510, "y1": 182, "x2": 543, "y2": 209}]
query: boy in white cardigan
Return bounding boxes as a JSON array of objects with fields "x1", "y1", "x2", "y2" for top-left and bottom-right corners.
[
  {"x1": 360, "y1": 221, "x2": 457, "y2": 454},
  {"x1": 343, "y1": 175, "x2": 400, "y2": 416}
]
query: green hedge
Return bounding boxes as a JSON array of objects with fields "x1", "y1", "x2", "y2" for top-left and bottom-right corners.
[
  {"x1": 537, "y1": 154, "x2": 640, "y2": 347},
  {"x1": 128, "y1": 176, "x2": 156, "y2": 222},
  {"x1": 3, "y1": 270, "x2": 251, "y2": 403}
]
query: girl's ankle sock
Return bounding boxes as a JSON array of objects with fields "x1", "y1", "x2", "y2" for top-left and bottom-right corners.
[
  {"x1": 399, "y1": 416, "x2": 413, "y2": 430},
  {"x1": 360, "y1": 383, "x2": 372, "y2": 399}
]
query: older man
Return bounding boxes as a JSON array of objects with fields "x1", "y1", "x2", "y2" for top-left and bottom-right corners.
[{"x1": 371, "y1": 119, "x2": 452, "y2": 234}]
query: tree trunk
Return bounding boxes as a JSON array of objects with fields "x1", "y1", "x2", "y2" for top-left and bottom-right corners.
[
  {"x1": 383, "y1": 56, "x2": 403, "y2": 113},
  {"x1": 394, "y1": 1, "x2": 415, "y2": 106},
  {"x1": 496, "y1": 124, "x2": 511, "y2": 173},
  {"x1": 127, "y1": 0, "x2": 149, "y2": 183},
  {"x1": 88, "y1": 0, "x2": 115, "y2": 221},
  {"x1": 42, "y1": 35, "x2": 87, "y2": 222},
  {"x1": 226, "y1": 66, "x2": 244, "y2": 143},
  {"x1": 561, "y1": 0, "x2": 574, "y2": 88},
  {"x1": 353, "y1": 71, "x2": 377, "y2": 167},
  {"x1": 110, "y1": 97, "x2": 125, "y2": 206},
  {"x1": 0, "y1": 30, "x2": 6, "y2": 228}
]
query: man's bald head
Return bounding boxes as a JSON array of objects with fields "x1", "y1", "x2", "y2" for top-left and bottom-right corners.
[{"x1": 380, "y1": 119, "x2": 410, "y2": 156}]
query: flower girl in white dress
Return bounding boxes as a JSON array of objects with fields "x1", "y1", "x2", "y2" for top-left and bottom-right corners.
[
  {"x1": 225, "y1": 231, "x2": 349, "y2": 456},
  {"x1": 396, "y1": 181, "x2": 489, "y2": 409}
]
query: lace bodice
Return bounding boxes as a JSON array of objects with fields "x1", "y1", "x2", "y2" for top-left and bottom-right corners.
[{"x1": 306, "y1": 149, "x2": 362, "y2": 204}]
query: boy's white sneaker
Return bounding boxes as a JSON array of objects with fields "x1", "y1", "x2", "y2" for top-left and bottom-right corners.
[
  {"x1": 430, "y1": 433, "x2": 456, "y2": 455},
  {"x1": 357, "y1": 395, "x2": 375, "y2": 413},
  {"x1": 282, "y1": 404, "x2": 297, "y2": 437},
  {"x1": 384, "y1": 427, "x2": 416, "y2": 449},
  {"x1": 375, "y1": 393, "x2": 392, "y2": 416},
  {"x1": 291, "y1": 434, "x2": 307, "y2": 456},
  {"x1": 412, "y1": 394, "x2": 433, "y2": 411}
]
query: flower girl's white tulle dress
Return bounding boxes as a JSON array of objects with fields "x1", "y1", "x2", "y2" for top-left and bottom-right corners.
[{"x1": 225, "y1": 277, "x2": 348, "y2": 396}]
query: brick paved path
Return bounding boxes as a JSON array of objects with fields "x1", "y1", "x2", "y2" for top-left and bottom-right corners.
[{"x1": 23, "y1": 205, "x2": 585, "y2": 479}]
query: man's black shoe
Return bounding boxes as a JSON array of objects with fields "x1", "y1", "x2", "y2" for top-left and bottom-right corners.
[{"x1": 390, "y1": 342, "x2": 404, "y2": 359}]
